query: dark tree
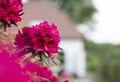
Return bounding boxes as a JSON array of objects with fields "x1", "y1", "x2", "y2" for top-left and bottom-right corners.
[{"x1": 54, "y1": 0, "x2": 96, "y2": 24}]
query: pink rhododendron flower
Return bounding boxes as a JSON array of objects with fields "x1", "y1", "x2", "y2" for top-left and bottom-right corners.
[
  {"x1": 0, "y1": 0, "x2": 23, "y2": 25},
  {"x1": 14, "y1": 21, "x2": 61, "y2": 58},
  {"x1": 64, "y1": 80, "x2": 69, "y2": 82},
  {"x1": 23, "y1": 62, "x2": 60, "y2": 82},
  {"x1": 14, "y1": 27, "x2": 33, "y2": 56},
  {"x1": 0, "y1": 50, "x2": 60, "y2": 82},
  {"x1": 14, "y1": 27, "x2": 32, "y2": 48},
  {"x1": 30, "y1": 21, "x2": 60, "y2": 57},
  {"x1": 0, "y1": 52, "x2": 31, "y2": 82},
  {"x1": 61, "y1": 71, "x2": 71, "y2": 78}
]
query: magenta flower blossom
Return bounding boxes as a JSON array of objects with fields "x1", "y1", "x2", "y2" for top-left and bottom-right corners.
[
  {"x1": 14, "y1": 27, "x2": 32, "y2": 49},
  {"x1": 0, "y1": 52, "x2": 31, "y2": 82},
  {"x1": 30, "y1": 21, "x2": 61, "y2": 57},
  {"x1": 0, "y1": 0, "x2": 23, "y2": 25},
  {"x1": 23, "y1": 62, "x2": 60, "y2": 82},
  {"x1": 14, "y1": 21, "x2": 61, "y2": 58},
  {"x1": 64, "y1": 80, "x2": 69, "y2": 82},
  {"x1": 14, "y1": 27, "x2": 33, "y2": 56},
  {"x1": 0, "y1": 50, "x2": 60, "y2": 82},
  {"x1": 61, "y1": 71, "x2": 71, "y2": 78}
]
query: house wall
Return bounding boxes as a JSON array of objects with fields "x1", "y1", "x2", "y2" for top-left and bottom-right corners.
[{"x1": 60, "y1": 39, "x2": 86, "y2": 78}]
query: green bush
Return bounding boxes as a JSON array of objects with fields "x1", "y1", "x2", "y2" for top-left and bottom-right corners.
[
  {"x1": 102, "y1": 56, "x2": 120, "y2": 82},
  {"x1": 85, "y1": 40, "x2": 120, "y2": 82}
]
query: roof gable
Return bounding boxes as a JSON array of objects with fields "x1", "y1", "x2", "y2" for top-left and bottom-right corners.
[{"x1": 21, "y1": 0, "x2": 83, "y2": 38}]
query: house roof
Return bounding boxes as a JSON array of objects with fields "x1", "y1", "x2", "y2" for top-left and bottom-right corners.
[{"x1": 21, "y1": 0, "x2": 83, "y2": 39}]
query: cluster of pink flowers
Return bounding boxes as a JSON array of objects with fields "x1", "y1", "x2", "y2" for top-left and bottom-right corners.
[
  {"x1": 0, "y1": 52, "x2": 31, "y2": 82},
  {"x1": 24, "y1": 62, "x2": 60, "y2": 82},
  {"x1": 14, "y1": 21, "x2": 61, "y2": 58},
  {"x1": 0, "y1": 51, "x2": 60, "y2": 82},
  {"x1": 0, "y1": 0, "x2": 23, "y2": 25},
  {"x1": 0, "y1": 0, "x2": 70, "y2": 81}
]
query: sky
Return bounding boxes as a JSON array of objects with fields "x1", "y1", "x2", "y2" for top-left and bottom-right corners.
[{"x1": 87, "y1": 0, "x2": 120, "y2": 44}]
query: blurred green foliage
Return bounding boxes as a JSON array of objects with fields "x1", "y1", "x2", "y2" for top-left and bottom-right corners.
[
  {"x1": 102, "y1": 56, "x2": 120, "y2": 82},
  {"x1": 85, "y1": 40, "x2": 120, "y2": 82},
  {"x1": 54, "y1": 0, "x2": 96, "y2": 24}
]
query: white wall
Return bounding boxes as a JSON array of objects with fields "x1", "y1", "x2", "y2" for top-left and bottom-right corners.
[{"x1": 60, "y1": 39, "x2": 86, "y2": 78}]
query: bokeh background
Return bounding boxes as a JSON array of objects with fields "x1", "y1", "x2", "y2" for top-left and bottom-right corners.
[{"x1": 22, "y1": 0, "x2": 120, "y2": 82}]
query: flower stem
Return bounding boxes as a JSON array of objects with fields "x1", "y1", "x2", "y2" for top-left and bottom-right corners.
[
  {"x1": 17, "y1": 25, "x2": 23, "y2": 34},
  {"x1": 3, "y1": 23, "x2": 7, "y2": 32}
]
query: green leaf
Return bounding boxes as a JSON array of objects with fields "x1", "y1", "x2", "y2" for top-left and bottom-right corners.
[
  {"x1": 41, "y1": 54, "x2": 51, "y2": 66},
  {"x1": 53, "y1": 57, "x2": 61, "y2": 65}
]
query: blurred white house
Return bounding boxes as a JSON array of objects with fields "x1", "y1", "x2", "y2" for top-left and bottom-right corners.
[{"x1": 21, "y1": 0, "x2": 86, "y2": 78}]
